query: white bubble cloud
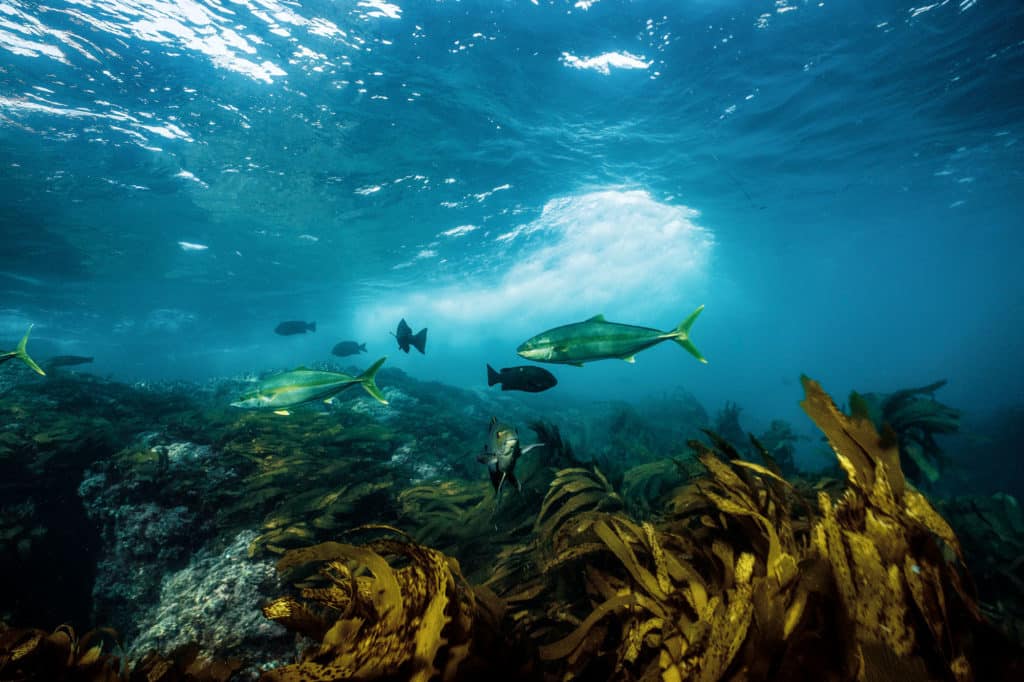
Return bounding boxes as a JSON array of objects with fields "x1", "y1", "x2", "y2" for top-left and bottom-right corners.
[
  {"x1": 560, "y1": 51, "x2": 651, "y2": 75},
  {"x1": 354, "y1": 189, "x2": 713, "y2": 344}
]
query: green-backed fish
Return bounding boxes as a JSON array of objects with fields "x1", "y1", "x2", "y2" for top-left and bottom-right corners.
[
  {"x1": 231, "y1": 357, "x2": 388, "y2": 409},
  {"x1": 516, "y1": 305, "x2": 707, "y2": 366},
  {"x1": 1, "y1": 325, "x2": 46, "y2": 376}
]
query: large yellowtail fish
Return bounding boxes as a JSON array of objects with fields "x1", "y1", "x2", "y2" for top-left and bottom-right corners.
[
  {"x1": 232, "y1": 357, "x2": 388, "y2": 409},
  {"x1": 516, "y1": 305, "x2": 707, "y2": 366}
]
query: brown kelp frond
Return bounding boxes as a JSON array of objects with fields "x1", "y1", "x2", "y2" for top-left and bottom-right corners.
[
  {"x1": 534, "y1": 467, "x2": 623, "y2": 542},
  {"x1": 801, "y1": 375, "x2": 984, "y2": 680},
  {"x1": 850, "y1": 379, "x2": 960, "y2": 484},
  {"x1": 248, "y1": 467, "x2": 397, "y2": 556},
  {"x1": 483, "y1": 378, "x2": 1007, "y2": 680},
  {"x1": 129, "y1": 643, "x2": 242, "y2": 682},
  {"x1": 620, "y1": 458, "x2": 690, "y2": 519},
  {"x1": 261, "y1": 528, "x2": 480, "y2": 682},
  {"x1": 0, "y1": 623, "x2": 244, "y2": 682},
  {"x1": 225, "y1": 437, "x2": 400, "y2": 557},
  {"x1": 801, "y1": 375, "x2": 907, "y2": 498},
  {"x1": 529, "y1": 506, "x2": 778, "y2": 681},
  {"x1": 0, "y1": 623, "x2": 124, "y2": 681},
  {"x1": 397, "y1": 480, "x2": 493, "y2": 550},
  {"x1": 483, "y1": 466, "x2": 625, "y2": 659}
]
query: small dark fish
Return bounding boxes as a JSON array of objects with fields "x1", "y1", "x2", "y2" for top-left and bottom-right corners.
[
  {"x1": 487, "y1": 364, "x2": 557, "y2": 393},
  {"x1": 275, "y1": 320, "x2": 316, "y2": 335},
  {"x1": 47, "y1": 355, "x2": 94, "y2": 368},
  {"x1": 332, "y1": 340, "x2": 367, "y2": 357},
  {"x1": 392, "y1": 318, "x2": 427, "y2": 354},
  {"x1": 477, "y1": 416, "x2": 543, "y2": 502}
]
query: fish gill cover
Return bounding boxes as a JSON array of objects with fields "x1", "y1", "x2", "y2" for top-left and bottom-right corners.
[{"x1": 0, "y1": 0, "x2": 1023, "y2": 679}]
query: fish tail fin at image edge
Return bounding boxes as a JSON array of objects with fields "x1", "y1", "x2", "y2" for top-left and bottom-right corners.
[
  {"x1": 486, "y1": 363, "x2": 501, "y2": 386},
  {"x1": 357, "y1": 356, "x2": 388, "y2": 404},
  {"x1": 671, "y1": 305, "x2": 707, "y2": 364},
  {"x1": 16, "y1": 325, "x2": 46, "y2": 376}
]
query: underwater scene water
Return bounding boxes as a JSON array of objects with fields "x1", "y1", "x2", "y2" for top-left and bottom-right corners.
[{"x1": 1, "y1": 0, "x2": 1023, "y2": 679}]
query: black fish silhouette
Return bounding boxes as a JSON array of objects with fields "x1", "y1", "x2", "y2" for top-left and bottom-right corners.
[
  {"x1": 332, "y1": 341, "x2": 367, "y2": 357},
  {"x1": 393, "y1": 318, "x2": 427, "y2": 354},
  {"x1": 486, "y1": 364, "x2": 557, "y2": 393}
]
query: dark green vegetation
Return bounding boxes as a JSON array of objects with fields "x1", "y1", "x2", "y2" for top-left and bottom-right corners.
[{"x1": 0, "y1": 366, "x2": 1021, "y2": 680}]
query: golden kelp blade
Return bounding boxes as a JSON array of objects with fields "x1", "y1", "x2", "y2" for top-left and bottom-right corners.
[
  {"x1": 261, "y1": 531, "x2": 479, "y2": 682},
  {"x1": 476, "y1": 376, "x2": 999, "y2": 682}
]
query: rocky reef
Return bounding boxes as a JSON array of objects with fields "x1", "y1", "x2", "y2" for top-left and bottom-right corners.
[{"x1": 0, "y1": 365, "x2": 1021, "y2": 681}]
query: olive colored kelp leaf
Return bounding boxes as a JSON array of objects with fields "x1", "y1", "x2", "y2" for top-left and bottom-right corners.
[
  {"x1": 131, "y1": 643, "x2": 243, "y2": 682},
  {"x1": 0, "y1": 624, "x2": 123, "y2": 682},
  {"x1": 535, "y1": 467, "x2": 622, "y2": 541},
  {"x1": 620, "y1": 458, "x2": 689, "y2": 518},
  {"x1": 261, "y1": 529, "x2": 480, "y2": 682},
  {"x1": 798, "y1": 377, "x2": 994, "y2": 680},
  {"x1": 800, "y1": 375, "x2": 904, "y2": 497},
  {"x1": 694, "y1": 553, "x2": 756, "y2": 682},
  {"x1": 850, "y1": 379, "x2": 960, "y2": 485},
  {"x1": 397, "y1": 479, "x2": 493, "y2": 550}
]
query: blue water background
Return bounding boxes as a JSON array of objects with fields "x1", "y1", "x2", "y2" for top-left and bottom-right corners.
[{"x1": 1, "y1": 0, "x2": 1022, "y2": 467}]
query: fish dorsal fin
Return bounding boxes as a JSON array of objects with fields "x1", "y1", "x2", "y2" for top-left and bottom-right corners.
[
  {"x1": 293, "y1": 365, "x2": 309, "y2": 371},
  {"x1": 586, "y1": 314, "x2": 606, "y2": 322},
  {"x1": 622, "y1": 355, "x2": 636, "y2": 364}
]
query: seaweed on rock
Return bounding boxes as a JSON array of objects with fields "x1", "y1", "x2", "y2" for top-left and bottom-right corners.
[{"x1": 260, "y1": 527, "x2": 490, "y2": 682}]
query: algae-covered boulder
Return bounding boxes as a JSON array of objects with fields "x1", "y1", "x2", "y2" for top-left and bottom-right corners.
[{"x1": 128, "y1": 530, "x2": 291, "y2": 676}]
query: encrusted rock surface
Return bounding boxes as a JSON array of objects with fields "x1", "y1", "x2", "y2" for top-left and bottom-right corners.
[{"x1": 127, "y1": 530, "x2": 291, "y2": 677}]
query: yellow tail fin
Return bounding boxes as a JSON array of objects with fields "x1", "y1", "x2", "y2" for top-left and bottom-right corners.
[
  {"x1": 671, "y1": 305, "x2": 707, "y2": 364},
  {"x1": 15, "y1": 325, "x2": 46, "y2": 376}
]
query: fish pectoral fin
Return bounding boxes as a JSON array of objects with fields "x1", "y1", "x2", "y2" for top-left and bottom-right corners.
[
  {"x1": 273, "y1": 409, "x2": 292, "y2": 416},
  {"x1": 520, "y1": 443, "x2": 544, "y2": 455},
  {"x1": 622, "y1": 355, "x2": 636, "y2": 364}
]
